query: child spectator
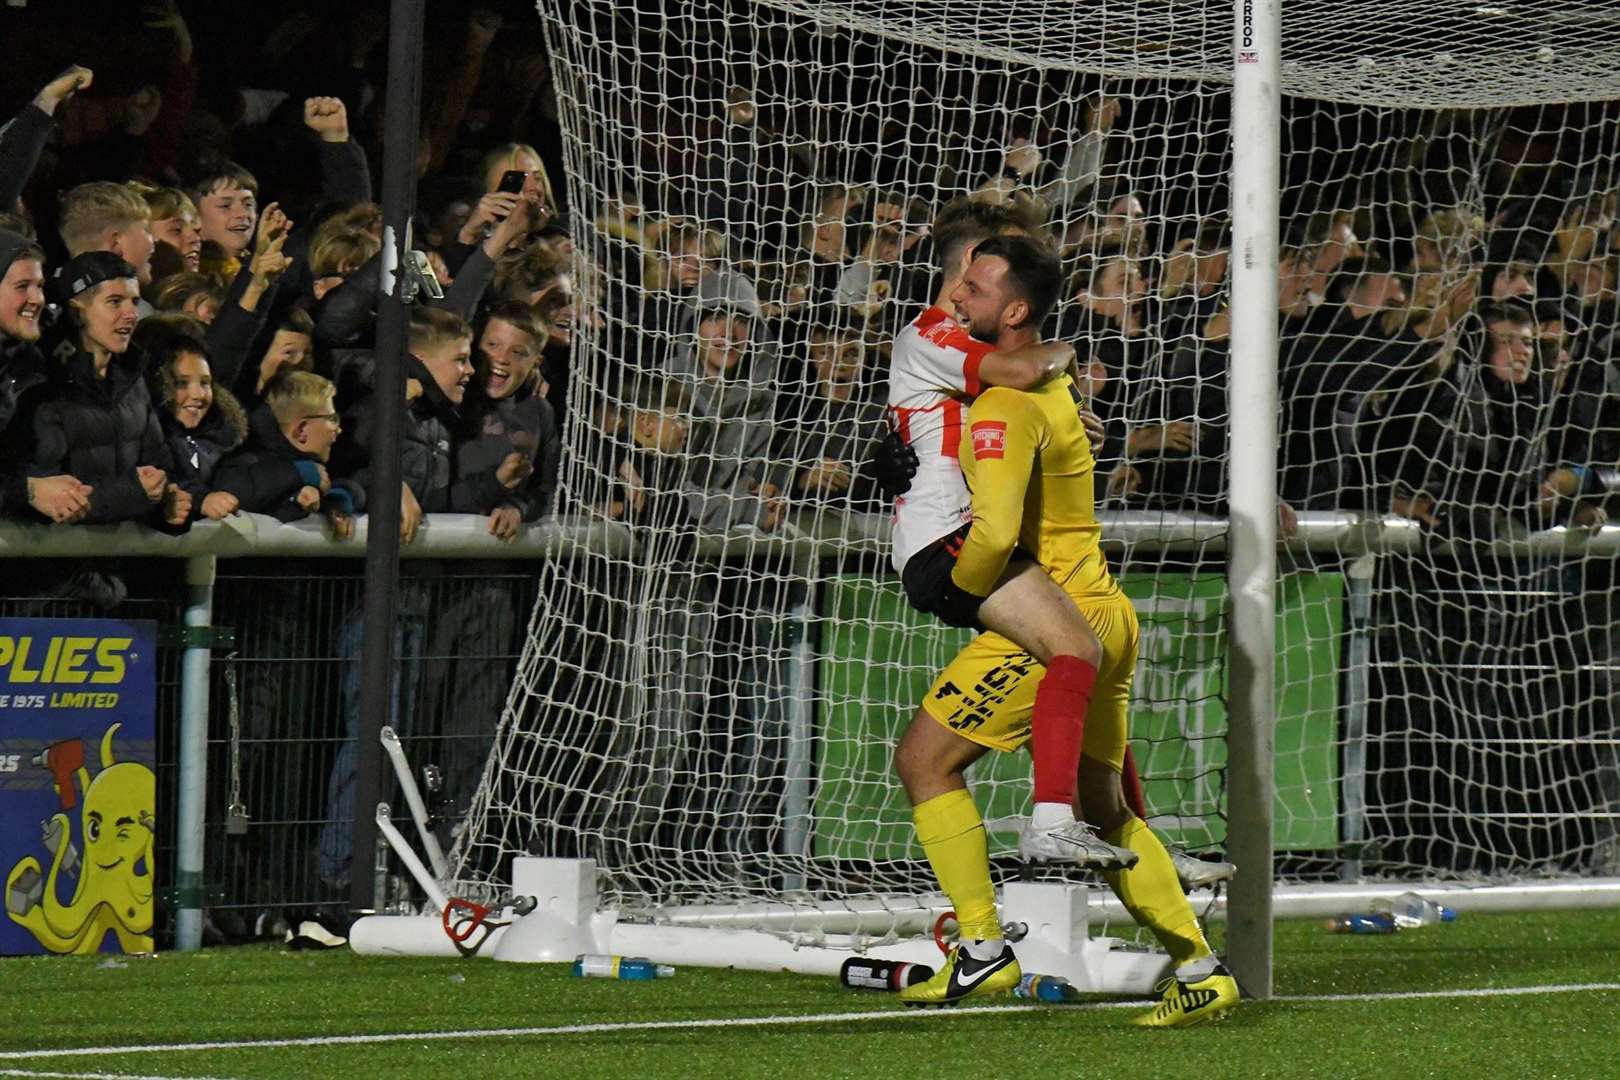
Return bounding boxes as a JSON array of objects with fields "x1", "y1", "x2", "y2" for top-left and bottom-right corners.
[
  {"x1": 134, "y1": 184, "x2": 204, "y2": 274},
  {"x1": 459, "y1": 301, "x2": 560, "y2": 536},
  {"x1": 152, "y1": 272, "x2": 225, "y2": 324},
  {"x1": 187, "y1": 161, "x2": 260, "y2": 279},
  {"x1": 773, "y1": 321, "x2": 887, "y2": 513},
  {"x1": 671, "y1": 279, "x2": 786, "y2": 533},
  {"x1": 616, "y1": 374, "x2": 697, "y2": 534},
  {"x1": 337, "y1": 306, "x2": 477, "y2": 519},
  {"x1": 246, "y1": 308, "x2": 316, "y2": 400},
  {"x1": 138, "y1": 315, "x2": 249, "y2": 521},
  {"x1": 212, "y1": 370, "x2": 356, "y2": 531},
  {"x1": 58, "y1": 182, "x2": 156, "y2": 291},
  {"x1": 322, "y1": 307, "x2": 530, "y2": 885}
]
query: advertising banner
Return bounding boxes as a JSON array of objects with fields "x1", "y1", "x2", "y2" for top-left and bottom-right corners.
[
  {"x1": 0, "y1": 618, "x2": 158, "y2": 955},
  {"x1": 817, "y1": 573, "x2": 1342, "y2": 860}
]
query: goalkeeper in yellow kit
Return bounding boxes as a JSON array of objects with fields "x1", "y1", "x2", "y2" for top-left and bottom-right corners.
[{"x1": 894, "y1": 234, "x2": 1239, "y2": 1026}]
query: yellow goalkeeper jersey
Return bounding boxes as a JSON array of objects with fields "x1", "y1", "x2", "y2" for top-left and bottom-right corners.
[{"x1": 951, "y1": 375, "x2": 1121, "y2": 601}]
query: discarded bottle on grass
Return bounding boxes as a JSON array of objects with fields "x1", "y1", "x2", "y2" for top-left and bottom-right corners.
[
  {"x1": 1323, "y1": 912, "x2": 1397, "y2": 935},
  {"x1": 1372, "y1": 892, "x2": 1457, "y2": 929},
  {"x1": 571, "y1": 954, "x2": 675, "y2": 980},
  {"x1": 839, "y1": 957, "x2": 933, "y2": 991},
  {"x1": 1014, "y1": 973, "x2": 1083, "y2": 1003}
]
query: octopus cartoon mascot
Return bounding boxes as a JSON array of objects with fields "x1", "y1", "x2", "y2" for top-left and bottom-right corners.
[{"x1": 6, "y1": 724, "x2": 156, "y2": 953}]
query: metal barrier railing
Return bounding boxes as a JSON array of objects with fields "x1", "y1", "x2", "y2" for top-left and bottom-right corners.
[{"x1": 6, "y1": 508, "x2": 1616, "y2": 947}]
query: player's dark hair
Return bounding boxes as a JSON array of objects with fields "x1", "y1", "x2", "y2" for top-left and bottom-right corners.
[
  {"x1": 931, "y1": 195, "x2": 1047, "y2": 274},
  {"x1": 971, "y1": 233, "x2": 1063, "y2": 329}
]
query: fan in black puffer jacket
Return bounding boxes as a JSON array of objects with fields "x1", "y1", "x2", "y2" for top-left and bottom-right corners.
[
  {"x1": 138, "y1": 315, "x2": 250, "y2": 520},
  {"x1": 24, "y1": 253, "x2": 189, "y2": 527}
]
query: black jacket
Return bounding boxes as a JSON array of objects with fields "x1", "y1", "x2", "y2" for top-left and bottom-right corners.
[
  {"x1": 159, "y1": 389, "x2": 249, "y2": 513},
  {"x1": 458, "y1": 384, "x2": 561, "y2": 521},
  {"x1": 335, "y1": 356, "x2": 505, "y2": 513},
  {"x1": 214, "y1": 404, "x2": 362, "y2": 522},
  {"x1": 24, "y1": 338, "x2": 175, "y2": 525},
  {"x1": 0, "y1": 336, "x2": 50, "y2": 516}
]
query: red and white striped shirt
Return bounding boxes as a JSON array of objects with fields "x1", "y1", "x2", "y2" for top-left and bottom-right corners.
[{"x1": 885, "y1": 305, "x2": 994, "y2": 572}]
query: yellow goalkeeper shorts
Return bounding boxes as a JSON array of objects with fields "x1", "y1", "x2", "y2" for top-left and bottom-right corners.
[{"x1": 920, "y1": 590, "x2": 1140, "y2": 769}]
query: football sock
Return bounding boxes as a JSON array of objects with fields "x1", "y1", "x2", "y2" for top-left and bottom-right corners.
[
  {"x1": 913, "y1": 788, "x2": 1001, "y2": 942},
  {"x1": 1030, "y1": 801, "x2": 1075, "y2": 830},
  {"x1": 963, "y1": 938, "x2": 1005, "y2": 961},
  {"x1": 1176, "y1": 955, "x2": 1220, "y2": 981},
  {"x1": 1120, "y1": 747, "x2": 1149, "y2": 821},
  {"x1": 1101, "y1": 816, "x2": 1213, "y2": 965},
  {"x1": 1031, "y1": 654, "x2": 1097, "y2": 806}
]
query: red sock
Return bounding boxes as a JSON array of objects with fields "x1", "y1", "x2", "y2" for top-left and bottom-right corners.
[
  {"x1": 1121, "y1": 745, "x2": 1149, "y2": 821},
  {"x1": 1031, "y1": 654, "x2": 1097, "y2": 806}
]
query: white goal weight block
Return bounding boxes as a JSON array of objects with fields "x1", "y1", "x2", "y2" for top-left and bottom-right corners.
[
  {"x1": 493, "y1": 857, "x2": 601, "y2": 963},
  {"x1": 1001, "y1": 881, "x2": 1171, "y2": 996}
]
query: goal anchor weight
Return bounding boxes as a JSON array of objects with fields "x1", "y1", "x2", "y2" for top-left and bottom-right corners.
[{"x1": 349, "y1": 858, "x2": 1173, "y2": 994}]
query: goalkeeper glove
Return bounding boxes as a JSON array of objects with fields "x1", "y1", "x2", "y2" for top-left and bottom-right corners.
[{"x1": 869, "y1": 427, "x2": 919, "y2": 498}]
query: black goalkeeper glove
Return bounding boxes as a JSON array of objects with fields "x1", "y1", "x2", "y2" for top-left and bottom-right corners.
[
  {"x1": 869, "y1": 427, "x2": 919, "y2": 498},
  {"x1": 934, "y1": 576, "x2": 986, "y2": 631}
]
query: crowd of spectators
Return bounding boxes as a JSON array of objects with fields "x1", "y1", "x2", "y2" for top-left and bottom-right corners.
[{"x1": 3, "y1": 2, "x2": 1618, "y2": 931}]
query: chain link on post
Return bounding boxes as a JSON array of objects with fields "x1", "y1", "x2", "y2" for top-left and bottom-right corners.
[{"x1": 223, "y1": 653, "x2": 249, "y2": 837}]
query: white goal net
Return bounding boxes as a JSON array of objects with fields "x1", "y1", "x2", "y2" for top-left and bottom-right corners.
[{"x1": 453, "y1": 0, "x2": 1620, "y2": 919}]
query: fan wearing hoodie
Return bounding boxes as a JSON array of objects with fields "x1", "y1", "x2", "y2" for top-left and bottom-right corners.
[
  {"x1": 0, "y1": 231, "x2": 91, "y2": 523},
  {"x1": 137, "y1": 316, "x2": 250, "y2": 521},
  {"x1": 671, "y1": 273, "x2": 789, "y2": 533},
  {"x1": 23, "y1": 253, "x2": 188, "y2": 527}
]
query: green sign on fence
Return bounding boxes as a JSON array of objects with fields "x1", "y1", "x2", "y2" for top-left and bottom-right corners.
[{"x1": 815, "y1": 571, "x2": 1343, "y2": 860}]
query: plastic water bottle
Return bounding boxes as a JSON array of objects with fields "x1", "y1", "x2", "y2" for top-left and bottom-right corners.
[
  {"x1": 1014, "y1": 973, "x2": 1083, "y2": 1003},
  {"x1": 1323, "y1": 912, "x2": 1398, "y2": 934},
  {"x1": 571, "y1": 954, "x2": 675, "y2": 980},
  {"x1": 1373, "y1": 892, "x2": 1457, "y2": 929}
]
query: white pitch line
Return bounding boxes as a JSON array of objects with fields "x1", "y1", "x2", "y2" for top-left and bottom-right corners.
[
  {"x1": 4, "y1": 981, "x2": 1617, "y2": 1062},
  {"x1": 1, "y1": 1070, "x2": 237, "y2": 1080}
]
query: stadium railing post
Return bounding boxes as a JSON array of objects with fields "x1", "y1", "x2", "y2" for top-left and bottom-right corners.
[
  {"x1": 1225, "y1": 0, "x2": 1282, "y2": 999},
  {"x1": 780, "y1": 555, "x2": 817, "y2": 894},
  {"x1": 174, "y1": 554, "x2": 217, "y2": 951},
  {"x1": 353, "y1": 0, "x2": 426, "y2": 921},
  {"x1": 1340, "y1": 554, "x2": 1377, "y2": 883}
]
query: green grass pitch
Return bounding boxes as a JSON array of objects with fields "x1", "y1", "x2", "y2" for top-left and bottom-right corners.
[{"x1": 4, "y1": 909, "x2": 1617, "y2": 1079}]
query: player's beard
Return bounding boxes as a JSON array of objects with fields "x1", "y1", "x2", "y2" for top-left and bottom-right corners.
[{"x1": 963, "y1": 309, "x2": 1007, "y2": 346}]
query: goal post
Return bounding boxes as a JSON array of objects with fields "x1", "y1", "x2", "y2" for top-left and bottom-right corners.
[
  {"x1": 432, "y1": 0, "x2": 1620, "y2": 982},
  {"x1": 1226, "y1": 0, "x2": 1281, "y2": 999}
]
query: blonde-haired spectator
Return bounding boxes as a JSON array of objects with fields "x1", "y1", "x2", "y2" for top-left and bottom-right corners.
[{"x1": 59, "y1": 182, "x2": 156, "y2": 287}]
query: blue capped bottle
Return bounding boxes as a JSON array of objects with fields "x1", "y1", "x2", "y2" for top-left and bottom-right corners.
[
  {"x1": 1014, "y1": 973, "x2": 1083, "y2": 1003},
  {"x1": 571, "y1": 954, "x2": 676, "y2": 980}
]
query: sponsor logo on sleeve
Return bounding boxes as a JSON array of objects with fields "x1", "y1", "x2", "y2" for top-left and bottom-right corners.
[{"x1": 970, "y1": 420, "x2": 1007, "y2": 460}]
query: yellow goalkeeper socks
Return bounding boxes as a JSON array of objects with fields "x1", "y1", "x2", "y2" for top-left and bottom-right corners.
[
  {"x1": 1101, "y1": 816, "x2": 1213, "y2": 965},
  {"x1": 913, "y1": 788, "x2": 1001, "y2": 943}
]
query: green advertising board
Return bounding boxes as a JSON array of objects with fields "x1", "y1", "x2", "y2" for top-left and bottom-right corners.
[{"x1": 814, "y1": 572, "x2": 1343, "y2": 860}]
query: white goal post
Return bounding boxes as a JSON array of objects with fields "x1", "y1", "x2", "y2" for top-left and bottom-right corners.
[{"x1": 369, "y1": 0, "x2": 1620, "y2": 987}]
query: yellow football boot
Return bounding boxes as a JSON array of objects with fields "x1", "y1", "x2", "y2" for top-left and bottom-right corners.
[
  {"x1": 1131, "y1": 964, "x2": 1241, "y2": 1027},
  {"x1": 899, "y1": 943, "x2": 1022, "y2": 1007}
]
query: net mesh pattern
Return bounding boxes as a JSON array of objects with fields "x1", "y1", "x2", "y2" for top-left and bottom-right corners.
[{"x1": 452, "y1": 0, "x2": 1620, "y2": 920}]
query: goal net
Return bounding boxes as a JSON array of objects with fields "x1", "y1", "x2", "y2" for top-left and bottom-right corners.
[{"x1": 453, "y1": 0, "x2": 1620, "y2": 922}]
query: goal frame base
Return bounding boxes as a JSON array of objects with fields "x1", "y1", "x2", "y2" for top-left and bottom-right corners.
[{"x1": 347, "y1": 857, "x2": 1174, "y2": 995}]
